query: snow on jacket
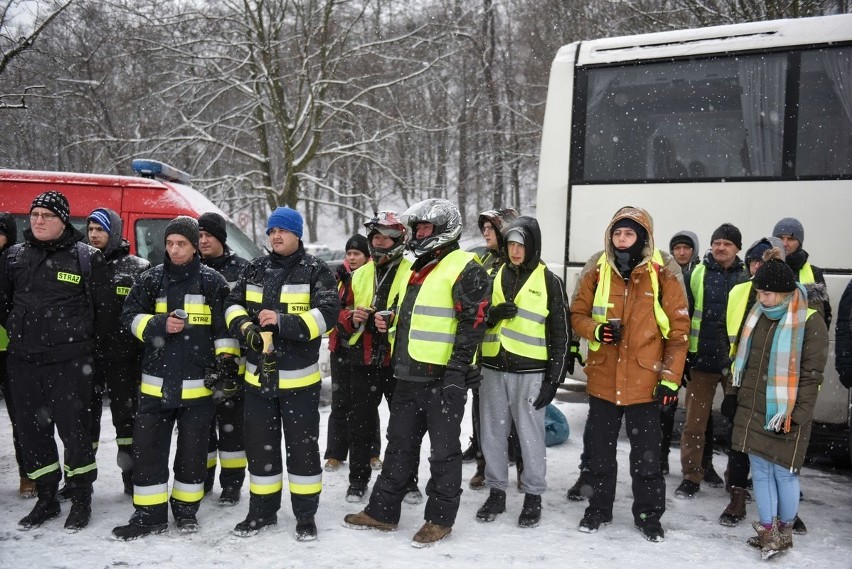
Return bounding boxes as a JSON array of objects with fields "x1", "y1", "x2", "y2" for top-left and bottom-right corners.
[
  {"x1": 571, "y1": 206, "x2": 690, "y2": 406},
  {"x1": 728, "y1": 306, "x2": 828, "y2": 472}
]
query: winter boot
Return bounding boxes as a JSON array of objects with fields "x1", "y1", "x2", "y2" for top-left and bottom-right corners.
[
  {"x1": 345, "y1": 484, "x2": 367, "y2": 503},
  {"x1": 403, "y1": 486, "x2": 423, "y2": 505},
  {"x1": 475, "y1": 488, "x2": 506, "y2": 522},
  {"x1": 18, "y1": 482, "x2": 61, "y2": 530},
  {"x1": 747, "y1": 520, "x2": 768, "y2": 549},
  {"x1": 343, "y1": 510, "x2": 397, "y2": 532},
  {"x1": 323, "y1": 458, "x2": 342, "y2": 472},
  {"x1": 64, "y1": 485, "x2": 93, "y2": 532},
  {"x1": 702, "y1": 458, "x2": 724, "y2": 488},
  {"x1": 112, "y1": 520, "x2": 168, "y2": 541},
  {"x1": 219, "y1": 485, "x2": 241, "y2": 506},
  {"x1": 518, "y1": 493, "x2": 542, "y2": 528},
  {"x1": 295, "y1": 517, "x2": 317, "y2": 541},
  {"x1": 719, "y1": 486, "x2": 748, "y2": 527},
  {"x1": 176, "y1": 515, "x2": 199, "y2": 534},
  {"x1": 636, "y1": 520, "x2": 665, "y2": 542},
  {"x1": 19, "y1": 477, "x2": 37, "y2": 499},
  {"x1": 233, "y1": 510, "x2": 278, "y2": 537},
  {"x1": 567, "y1": 471, "x2": 591, "y2": 502},
  {"x1": 760, "y1": 519, "x2": 793, "y2": 560},
  {"x1": 674, "y1": 479, "x2": 700, "y2": 499},
  {"x1": 411, "y1": 522, "x2": 452, "y2": 548},
  {"x1": 792, "y1": 514, "x2": 807, "y2": 535},
  {"x1": 578, "y1": 509, "x2": 613, "y2": 533},
  {"x1": 461, "y1": 438, "x2": 478, "y2": 463},
  {"x1": 469, "y1": 459, "x2": 486, "y2": 490}
]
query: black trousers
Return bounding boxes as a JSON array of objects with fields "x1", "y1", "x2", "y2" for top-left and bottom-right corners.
[
  {"x1": 244, "y1": 385, "x2": 322, "y2": 520},
  {"x1": 131, "y1": 400, "x2": 214, "y2": 524},
  {"x1": 325, "y1": 353, "x2": 380, "y2": 461},
  {"x1": 89, "y1": 357, "x2": 140, "y2": 476},
  {"x1": 206, "y1": 393, "x2": 246, "y2": 490},
  {"x1": 365, "y1": 378, "x2": 466, "y2": 527},
  {"x1": 0, "y1": 351, "x2": 27, "y2": 478},
  {"x1": 584, "y1": 396, "x2": 665, "y2": 525},
  {"x1": 7, "y1": 353, "x2": 97, "y2": 488}
]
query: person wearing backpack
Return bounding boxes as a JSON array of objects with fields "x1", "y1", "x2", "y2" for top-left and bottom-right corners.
[{"x1": 0, "y1": 191, "x2": 108, "y2": 532}]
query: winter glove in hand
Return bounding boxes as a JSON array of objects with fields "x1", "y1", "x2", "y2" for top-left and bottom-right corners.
[
  {"x1": 487, "y1": 302, "x2": 518, "y2": 325},
  {"x1": 568, "y1": 339, "x2": 584, "y2": 374},
  {"x1": 215, "y1": 356, "x2": 241, "y2": 400},
  {"x1": 442, "y1": 369, "x2": 467, "y2": 397},
  {"x1": 465, "y1": 366, "x2": 484, "y2": 389},
  {"x1": 594, "y1": 323, "x2": 620, "y2": 345},
  {"x1": 720, "y1": 393, "x2": 738, "y2": 419},
  {"x1": 242, "y1": 323, "x2": 264, "y2": 353},
  {"x1": 653, "y1": 380, "x2": 679, "y2": 409},
  {"x1": 532, "y1": 382, "x2": 559, "y2": 410}
]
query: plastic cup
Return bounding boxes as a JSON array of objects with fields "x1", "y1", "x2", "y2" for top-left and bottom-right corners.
[{"x1": 173, "y1": 309, "x2": 188, "y2": 320}]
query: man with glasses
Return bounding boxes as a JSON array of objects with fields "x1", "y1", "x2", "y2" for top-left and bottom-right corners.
[{"x1": 0, "y1": 191, "x2": 107, "y2": 532}]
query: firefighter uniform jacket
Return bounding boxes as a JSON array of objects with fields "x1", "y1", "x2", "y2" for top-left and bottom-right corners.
[{"x1": 121, "y1": 254, "x2": 233, "y2": 409}]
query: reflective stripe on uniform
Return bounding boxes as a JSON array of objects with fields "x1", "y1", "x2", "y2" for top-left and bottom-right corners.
[
  {"x1": 131, "y1": 313, "x2": 154, "y2": 341},
  {"x1": 207, "y1": 451, "x2": 218, "y2": 469},
  {"x1": 220, "y1": 450, "x2": 247, "y2": 469},
  {"x1": 215, "y1": 337, "x2": 240, "y2": 356},
  {"x1": 134, "y1": 482, "x2": 169, "y2": 506},
  {"x1": 244, "y1": 362, "x2": 321, "y2": 390},
  {"x1": 226, "y1": 304, "x2": 249, "y2": 327},
  {"x1": 688, "y1": 263, "x2": 706, "y2": 353},
  {"x1": 299, "y1": 307, "x2": 328, "y2": 340},
  {"x1": 250, "y1": 473, "x2": 283, "y2": 495},
  {"x1": 288, "y1": 473, "x2": 322, "y2": 495},
  {"x1": 246, "y1": 284, "x2": 263, "y2": 304},
  {"x1": 140, "y1": 374, "x2": 164, "y2": 397},
  {"x1": 28, "y1": 461, "x2": 61, "y2": 480},
  {"x1": 171, "y1": 480, "x2": 205, "y2": 503},
  {"x1": 64, "y1": 461, "x2": 97, "y2": 478}
]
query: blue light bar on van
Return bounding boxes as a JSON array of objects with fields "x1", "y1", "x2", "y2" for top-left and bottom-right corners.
[{"x1": 131, "y1": 159, "x2": 192, "y2": 185}]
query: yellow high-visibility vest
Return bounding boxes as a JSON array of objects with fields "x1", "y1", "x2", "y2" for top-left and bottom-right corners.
[
  {"x1": 482, "y1": 264, "x2": 548, "y2": 360},
  {"x1": 348, "y1": 258, "x2": 412, "y2": 346}
]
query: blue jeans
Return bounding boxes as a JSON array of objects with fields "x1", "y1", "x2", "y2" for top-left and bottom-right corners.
[{"x1": 749, "y1": 454, "x2": 799, "y2": 525}]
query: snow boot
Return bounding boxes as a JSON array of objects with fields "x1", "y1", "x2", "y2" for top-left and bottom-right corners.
[
  {"x1": 176, "y1": 515, "x2": 199, "y2": 534},
  {"x1": 64, "y1": 484, "x2": 92, "y2": 532},
  {"x1": 719, "y1": 486, "x2": 748, "y2": 527},
  {"x1": 567, "y1": 471, "x2": 591, "y2": 501},
  {"x1": 674, "y1": 479, "x2": 700, "y2": 499},
  {"x1": 295, "y1": 517, "x2": 317, "y2": 541},
  {"x1": 469, "y1": 459, "x2": 486, "y2": 490},
  {"x1": 578, "y1": 509, "x2": 613, "y2": 533},
  {"x1": 343, "y1": 510, "x2": 397, "y2": 531},
  {"x1": 475, "y1": 488, "x2": 506, "y2": 522},
  {"x1": 19, "y1": 482, "x2": 61, "y2": 530},
  {"x1": 112, "y1": 520, "x2": 168, "y2": 541},
  {"x1": 411, "y1": 522, "x2": 451, "y2": 548},
  {"x1": 19, "y1": 477, "x2": 37, "y2": 499},
  {"x1": 759, "y1": 519, "x2": 792, "y2": 560},
  {"x1": 636, "y1": 520, "x2": 665, "y2": 542},
  {"x1": 233, "y1": 513, "x2": 278, "y2": 537},
  {"x1": 702, "y1": 459, "x2": 724, "y2": 488},
  {"x1": 345, "y1": 484, "x2": 367, "y2": 503},
  {"x1": 518, "y1": 493, "x2": 541, "y2": 528},
  {"x1": 219, "y1": 485, "x2": 241, "y2": 506}
]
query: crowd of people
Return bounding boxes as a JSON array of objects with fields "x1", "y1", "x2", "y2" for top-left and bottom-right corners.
[{"x1": 1, "y1": 192, "x2": 850, "y2": 559}]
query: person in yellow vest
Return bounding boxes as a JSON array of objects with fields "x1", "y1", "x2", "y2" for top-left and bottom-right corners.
[
  {"x1": 676, "y1": 222, "x2": 748, "y2": 499},
  {"x1": 772, "y1": 217, "x2": 831, "y2": 326},
  {"x1": 475, "y1": 216, "x2": 570, "y2": 528},
  {"x1": 338, "y1": 212, "x2": 421, "y2": 504},
  {"x1": 571, "y1": 206, "x2": 689, "y2": 542},
  {"x1": 725, "y1": 247, "x2": 828, "y2": 560},
  {"x1": 344, "y1": 198, "x2": 491, "y2": 548}
]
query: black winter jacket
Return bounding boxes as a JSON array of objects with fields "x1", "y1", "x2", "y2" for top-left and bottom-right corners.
[
  {"x1": 0, "y1": 226, "x2": 107, "y2": 363},
  {"x1": 836, "y1": 278, "x2": 852, "y2": 388},
  {"x1": 201, "y1": 249, "x2": 249, "y2": 291},
  {"x1": 786, "y1": 247, "x2": 831, "y2": 326},
  {"x1": 481, "y1": 216, "x2": 571, "y2": 386}
]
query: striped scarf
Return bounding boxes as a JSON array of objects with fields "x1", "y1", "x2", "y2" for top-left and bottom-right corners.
[{"x1": 731, "y1": 284, "x2": 808, "y2": 433}]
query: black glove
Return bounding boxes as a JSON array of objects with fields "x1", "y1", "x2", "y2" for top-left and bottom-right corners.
[
  {"x1": 487, "y1": 302, "x2": 518, "y2": 325},
  {"x1": 595, "y1": 323, "x2": 620, "y2": 344},
  {"x1": 568, "y1": 339, "x2": 583, "y2": 375},
  {"x1": 442, "y1": 369, "x2": 467, "y2": 397},
  {"x1": 653, "y1": 380, "x2": 679, "y2": 408},
  {"x1": 465, "y1": 366, "x2": 484, "y2": 389},
  {"x1": 721, "y1": 393, "x2": 738, "y2": 419},
  {"x1": 243, "y1": 323, "x2": 264, "y2": 353},
  {"x1": 532, "y1": 382, "x2": 559, "y2": 410},
  {"x1": 216, "y1": 356, "x2": 241, "y2": 399}
]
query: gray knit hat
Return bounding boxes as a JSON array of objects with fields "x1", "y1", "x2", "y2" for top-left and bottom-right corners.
[
  {"x1": 165, "y1": 215, "x2": 199, "y2": 250},
  {"x1": 772, "y1": 217, "x2": 804, "y2": 246}
]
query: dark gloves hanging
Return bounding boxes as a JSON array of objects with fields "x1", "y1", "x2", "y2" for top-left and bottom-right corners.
[
  {"x1": 206, "y1": 355, "x2": 241, "y2": 400},
  {"x1": 242, "y1": 323, "x2": 264, "y2": 353},
  {"x1": 653, "y1": 380, "x2": 679, "y2": 409},
  {"x1": 568, "y1": 339, "x2": 584, "y2": 375},
  {"x1": 532, "y1": 382, "x2": 559, "y2": 410}
]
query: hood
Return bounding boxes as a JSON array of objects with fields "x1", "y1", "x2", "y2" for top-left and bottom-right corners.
[
  {"x1": 85, "y1": 208, "x2": 124, "y2": 258},
  {"x1": 744, "y1": 236, "x2": 785, "y2": 275},
  {"x1": 503, "y1": 215, "x2": 541, "y2": 271},
  {"x1": 603, "y1": 206, "x2": 655, "y2": 272},
  {"x1": 0, "y1": 212, "x2": 18, "y2": 252},
  {"x1": 669, "y1": 230, "x2": 699, "y2": 264}
]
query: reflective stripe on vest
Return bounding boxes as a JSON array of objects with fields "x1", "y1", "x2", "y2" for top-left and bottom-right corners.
[
  {"x1": 589, "y1": 250, "x2": 670, "y2": 352},
  {"x1": 726, "y1": 281, "x2": 752, "y2": 358},
  {"x1": 394, "y1": 249, "x2": 475, "y2": 365},
  {"x1": 349, "y1": 259, "x2": 412, "y2": 346},
  {"x1": 482, "y1": 264, "x2": 548, "y2": 360},
  {"x1": 688, "y1": 263, "x2": 707, "y2": 353}
]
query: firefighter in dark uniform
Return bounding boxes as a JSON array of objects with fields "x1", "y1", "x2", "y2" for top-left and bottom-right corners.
[
  {"x1": 226, "y1": 206, "x2": 339, "y2": 541},
  {"x1": 197, "y1": 212, "x2": 250, "y2": 506},
  {"x1": 112, "y1": 216, "x2": 235, "y2": 540},
  {"x1": 344, "y1": 198, "x2": 491, "y2": 548},
  {"x1": 85, "y1": 208, "x2": 150, "y2": 496},
  {"x1": 0, "y1": 191, "x2": 107, "y2": 532}
]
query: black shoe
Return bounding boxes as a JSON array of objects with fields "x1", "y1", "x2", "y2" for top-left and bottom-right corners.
[
  {"x1": 176, "y1": 516, "x2": 199, "y2": 534},
  {"x1": 567, "y1": 472, "x2": 591, "y2": 502},
  {"x1": 64, "y1": 503, "x2": 91, "y2": 532},
  {"x1": 219, "y1": 486, "x2": 241, "y2": 506},
  {"x1": 578, "y1": 510, "x2": 612, "y2": 533},
  {"x1": 233, "y1": 514, "x2": 278, "y2": 537},
  {"x1": 660, "y1": 457, "x2": 670, "y2": 475},
  {"x1": 792, "y1": 515, "x2": 807, "y2": 535},
  {"x1": 518, "y1": 494, "x2": 542, "y2": 528},
  {"x1": 703, "y1": 464, "x2": 724, "y2": 488},
  {"x1": 461, "y1": 440, "x2": 478, "y2": 463},
  {"x1": 636, "y1": 521, "x2": 665, "y2": 542},
  {"x1": 346, "y1": 484, "x2": 367, "y2": 503},
  {"x1": 476, "y1": 488, "x2": 506, "y2": 522},
  {"x1": 295, "y1": 517, "x2": 317, "y2": 541},
  {"x1": 57, "y1": 483, "x2": 72, "y2": 503},
  {"x1": 18, "y1": 498, "x2": 61, "y2": 530},
  {"x1": 403, "y1": 487, "x2": 423, "y2": 505},
  {"x1": 112, "y1": 521, "x2": 168, "y2": 541},
  {"x1": 674, "y1": 479, "x2": 700, "y2": 499}
]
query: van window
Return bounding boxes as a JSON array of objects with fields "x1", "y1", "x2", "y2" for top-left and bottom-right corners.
[
  {"x1": 8, "y1": 215, "x2": 87, "y2": 243},
  {"x1": 135, "y1": 218, "x2": 261, "y2": 265}
]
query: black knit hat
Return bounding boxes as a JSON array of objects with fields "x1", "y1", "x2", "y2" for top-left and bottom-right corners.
[
  {"x1": 165, "y1": 215, "x2": 199, "y2": 250},
  {"x1": 752, "y1": 247, "x2": 796, "y2": 293},
  {"x1": 30, "y1": 191, "x2": 71, "y2": 226},
  {"x1": 345, "y1": 234, "x2": 369, "y2": 257},
  {"x1": 711, "y1": 223, "x2": 742, "y2": 250},
  {"x1": 611, "y1": 217, "x2": 647, "y2": 245},
  {"x1": 198, "y1": 212, "x2": 228, "y2": 246}
]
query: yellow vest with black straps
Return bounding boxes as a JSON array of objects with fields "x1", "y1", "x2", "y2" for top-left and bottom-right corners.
[
  {"x1": 482, "y1": 264, "x2": 548, "y2": 360},
  {"x1": 687, "y1": 263, "x2": 707, "y2": 353},
  {"x1": 391, "y1": 249, "x2": 475, "y2": 365},
  {"x1": 589, "y1": 250, "x2": 670, "y2": 352},
  {"x1": 349, "y1": 258, "x2": 412, "y2": 346},
  {"x1": 799, "y1": 263, "x2": 815, "y2": 284},
  {"x1": 726, "y1": 281, "x2": 752, "y2": 358}
]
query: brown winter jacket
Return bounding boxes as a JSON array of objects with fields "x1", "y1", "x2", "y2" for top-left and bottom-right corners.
[
  {"x1": 728, "y1": 308, "x2": 828, "y2": 473},
  {"x1": 571, "y1": 206, "x2": 690, "y2": 406}
]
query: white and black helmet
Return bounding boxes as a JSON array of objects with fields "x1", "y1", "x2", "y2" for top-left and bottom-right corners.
[
  {"x1": 402, "y1": 198, "x2": 462, "y2": 257},
  {"x1": 364, "y1": 211, "x2": 407, "y2": 265}
]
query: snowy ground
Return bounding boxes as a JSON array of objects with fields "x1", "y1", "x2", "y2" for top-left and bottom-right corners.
[{"x1": 1, "y1": 380, "x2": 850, "y2": 569}]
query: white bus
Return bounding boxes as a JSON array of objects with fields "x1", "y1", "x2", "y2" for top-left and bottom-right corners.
[{"x1": 534, "y1": 14, "x2": 852, "y2": 461}]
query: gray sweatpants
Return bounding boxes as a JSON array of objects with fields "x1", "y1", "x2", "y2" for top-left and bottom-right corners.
[{"x1": 479, "y1": 368, "x2": 547, "y2": 495}]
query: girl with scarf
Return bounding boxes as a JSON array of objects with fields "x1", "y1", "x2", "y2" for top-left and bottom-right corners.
[{"x1": 728, "y1": 247, "x2": 828, "y2": 560}]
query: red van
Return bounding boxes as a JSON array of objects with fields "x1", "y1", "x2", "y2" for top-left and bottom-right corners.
[{"x1": 0, "y1": 159, "x2": 261, "y2": 264}]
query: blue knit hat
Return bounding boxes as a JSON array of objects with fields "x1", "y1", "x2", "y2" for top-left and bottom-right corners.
[
  {"x1": 87, "y1": 208, "x2": 112, "y2": 234},
  {"x1": 267, "y1": 206, "x2": 303, "y2": 238}
]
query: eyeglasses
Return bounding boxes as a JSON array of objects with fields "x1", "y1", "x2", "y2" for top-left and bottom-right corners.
[{"x1": 30, "y1": 212, "x2": 59, "y2": 221}]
